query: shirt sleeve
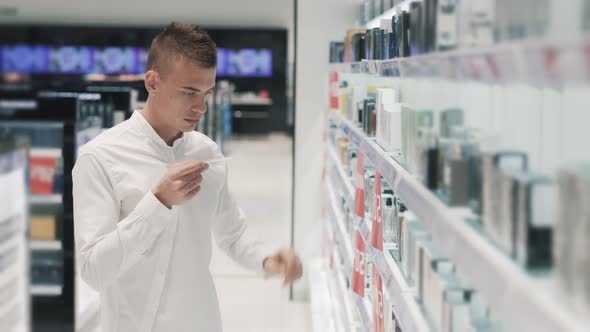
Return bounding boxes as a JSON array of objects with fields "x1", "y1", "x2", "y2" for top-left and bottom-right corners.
[
  {"x1": 211, "y1": 152, "x2": 275, "y2": 274},
  {"x1": 73, "y1": 152, "x2": 175, "y2": 292}
]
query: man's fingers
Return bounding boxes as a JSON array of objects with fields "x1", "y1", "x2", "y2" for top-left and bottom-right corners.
[
  {"x1": 180, "y1": 174, "x2": 203, "y2": 192},
  {"x1": 186, "y1": 185, "x2": 201, "y2": 198},
  {"x1": 281, "y1": 254, "x2": 297, "y2": 285},
  {"x1": 171, "y1": 161, "x2": 208, "y2": 179}
]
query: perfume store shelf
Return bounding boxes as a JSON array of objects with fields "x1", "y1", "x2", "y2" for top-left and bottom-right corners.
[
  {"x1": 330, "y1": 37, "x2": 590, "y2": 84},
  {"x1": 30, "y1": 194, "x2": 63, "y2": 205},
  {"x1": 326, "y1": 162, "x2": 430, "y2": 332},
  {"x1": 328, "y1": 144, "x2": 355, "y2": 211},
  {"x1": 373, "y1": 250, "x2": 431, "y2": 332},
  {"x1": 332, "y1": 249, "x2": 360, "y2": 332},
  {"x1": 326, "y1": 180, "x2": 354, "y2": 272},
  {"x1": 328, "y1": 110, "x2": 589, "y2": 332},
  {"x1": 31, "y1": 285, "x2": 63, "y2": 296},
  {"x1": 30, "y1": 240, "x2": 62, "y2": 251}
]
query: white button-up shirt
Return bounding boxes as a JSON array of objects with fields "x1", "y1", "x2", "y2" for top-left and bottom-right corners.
[{"x1": 73, "y1": 111, "x2": 272, "y2": 332}]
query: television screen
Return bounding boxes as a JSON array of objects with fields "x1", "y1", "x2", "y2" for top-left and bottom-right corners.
[
  {"x1": 93, "y1": 47, "x2": 139, "y2": 74},
  {"x1": 48, "y1": 46, "x2": 93, "y2": 74},
  {"x1": 2, "y1": 45, "x2": 49, "y2": 73},
  {"x1": 225, "y1": 48, "x2": 272, "y2": 77},
  {"x1": 1, "y1": 44, "x2": 272, "y2": 77}
]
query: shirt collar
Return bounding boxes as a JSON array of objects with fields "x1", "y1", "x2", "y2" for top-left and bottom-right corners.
[{"x1": 130, "y1": 110, "x2": 186, "y2": 151}]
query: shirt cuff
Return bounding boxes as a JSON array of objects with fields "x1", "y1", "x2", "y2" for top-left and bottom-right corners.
[
  {"x1": 259, "y1": 244, "x2": 280, "y2": 277},
  {"x1": 135, "y1": 190, "x2": 176, "y2": 235}
]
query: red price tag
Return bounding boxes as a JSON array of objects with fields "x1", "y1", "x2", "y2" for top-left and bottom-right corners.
[
  {"x1": 30, "y1": 155, "x2": 57, "y2": 194},
  {"x1": 372, "y1": 265, "x2": 384, "y2": 332},
  {"x1": 354, "y1": 153, "x2": 365, "y2": 218},
  {"x1": 329, "y1": 71, "x2": 339, "y2": 110},
  {"x1": 352, "y1": 231, "x2": 366, "y2": 297},
  {"x1": 371, "y1": 172, "x2": 383, "y2": 251}
]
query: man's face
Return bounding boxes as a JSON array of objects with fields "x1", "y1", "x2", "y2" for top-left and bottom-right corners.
[{"x1": 153, "y1": 59, "x2": 216, "y2": 134}]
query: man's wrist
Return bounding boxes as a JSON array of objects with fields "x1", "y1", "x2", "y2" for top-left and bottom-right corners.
[{"x1": 152, "y1": 189, "x2": 172, "y2": 209}]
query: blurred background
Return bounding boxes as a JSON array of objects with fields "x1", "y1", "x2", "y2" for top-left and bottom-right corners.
[{"x1": 1, "y1": 1, "x2": 590, "y2": 332}]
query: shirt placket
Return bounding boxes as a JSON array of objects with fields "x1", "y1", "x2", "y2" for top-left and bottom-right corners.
[{"x1": 140, "y1": 146, "x2": 179, "y2": 332}]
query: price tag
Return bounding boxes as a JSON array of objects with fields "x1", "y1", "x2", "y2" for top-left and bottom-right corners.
[
  {"x1": 371, "y1": 172, "x2": 383, "y2": 251},
  {"x1": 352, "y1": 231, "x2": 366, "y2": 297},
  {"x1": 354, "y1": 153, "x2": 365, "y2": 218},
  {"x1": 372, "y1": 265, "x2": 384, "y2": 332},
  {"x1": 329, "y1": 71, "x2": 339, "y2": 109}
]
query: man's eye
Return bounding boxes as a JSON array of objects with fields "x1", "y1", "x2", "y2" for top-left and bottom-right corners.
[{"x1": 184, "y1": 91, "x2": 196, "y2": 96}]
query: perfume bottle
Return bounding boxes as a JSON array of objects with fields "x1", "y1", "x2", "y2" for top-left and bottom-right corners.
[{"x1": 382, "y1": 195, "x2": 395, "y2": 243}]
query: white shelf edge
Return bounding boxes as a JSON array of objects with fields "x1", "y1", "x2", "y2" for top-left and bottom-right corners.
[
  {"x1": 31, "y1": 285, "x2": 62, "y2": 296},
  {"x1": 326, "y1": 144, "x2": 373, "y2": 250},
  {"x1": 309, "y1": 258, "x2": 338, "y2": 332},
  {"x1": 354, "y1": 293, "x2": 372, "y2": 332},
  {"x1": 376, "y1": 250, "x2": 431, "y2": 332},
  {"x1": 326, "y1": 180, "x2": 355, "y2": 272},
  {"x1": 330, "y1": 110, "x2": 589, "y2": 332},
  {"x1": 30, "y1": 240, "x2": 62, "y2": 251},
  {"x1": 332, "y1": 249, "x2": 358, "y2": 332},
  {"x1": 328, "y1": 143, "x2": 355, "y2": 209},
  {"x1": 331, "y1": 35, "x2": 590, "y2": 85},
  {"x1": 30, "y1": 194, "x2": 62, "y2": 205},
  {"x1": 29, "y1": 148, "x2": 62, "y2": 158},
  {"x1": 326, "y1": 267, "x2": 348, "y2": 332},
  {"x1": 365, "y1": 0, "x2": 414, "y2": 29}
]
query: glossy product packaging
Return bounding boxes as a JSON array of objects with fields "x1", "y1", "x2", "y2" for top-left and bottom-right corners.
[
  {"x1": 513, "y1": 174, "x2": 555, "y2": 269},
  {"x1": 424, "y1": 0, "x2": 438, "y2": 53},
  {"x1": 348, "y1": 29, "x2": 368, "y2": 62},
  {"x1": 442, "y1": 139, "x2": 470, "y2": 206},
  {"x1": 481, "y1": 151, "x2": 528, "y2": 239},
  {"x1": 373, "y1": 28, "x2": 384, "y2": 60},
  {"x1": 405, "y1": 218, "x2": 430, "y2": 286},
  {"x1": 439, "y1": 108, "x2": 464, "y2": 139},
  {"x1": 416, "y1": 127, "x2": 440, "y2": 191},
  {"x1": 436, "y1": 0, "x2": 459, "y2": 50},
  {"x1": 396, "y1": 11, "x2": 411, "y2": 57},
  {"x1": 394, "y1": 200, "x2": 407, "y2": 262},
  {"x1": 556, "y1": 165, "x2": 590, "y2": 312},
  {"x1": 382, "y1": 194, "x2": 396, "y2": 243},
  {"x1": 409, "y1": 1, "x2": 423, "y2": 55},
  {"x1": 418, "y1": 240, "x2": 449, "y2": 305}
]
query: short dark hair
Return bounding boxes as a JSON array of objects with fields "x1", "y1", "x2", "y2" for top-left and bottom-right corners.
[{"x1": 147, "y1": 22, "x2": 217, "y2": 76}]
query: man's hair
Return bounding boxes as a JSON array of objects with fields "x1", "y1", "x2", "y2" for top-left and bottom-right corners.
[{"x1": 147, "y1": 22, "x2": 217, "y2": 76}]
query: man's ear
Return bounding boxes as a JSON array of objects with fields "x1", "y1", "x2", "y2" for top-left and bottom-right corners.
[{"x1": 145, "y1": 70, "x2": 159, "y2": 95}]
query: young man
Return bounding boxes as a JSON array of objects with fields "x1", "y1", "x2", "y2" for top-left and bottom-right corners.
[{"x1": 72, "y1": 22, "x2": 302, "y2": 332}]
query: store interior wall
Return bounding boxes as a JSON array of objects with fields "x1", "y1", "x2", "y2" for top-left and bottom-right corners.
[{"x1": 292, "y1": 0, "x2": 358, "y2": 300}]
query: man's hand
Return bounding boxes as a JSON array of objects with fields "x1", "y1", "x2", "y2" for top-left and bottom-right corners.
[
  {"x1": 263, "y1": 248, "x2": 303, "y2": 286},
  {"x1": 152, "y1": 160, "x2": 209, "y2": 209}
]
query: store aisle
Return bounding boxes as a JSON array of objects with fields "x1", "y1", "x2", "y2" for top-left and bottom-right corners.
[{"x1": 210, "y1": 134, "x2": 312, "y2": 332}]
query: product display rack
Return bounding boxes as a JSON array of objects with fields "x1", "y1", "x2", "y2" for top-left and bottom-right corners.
[
  {"x1": 325, "y1": 108, "x2": 590, "y2": 331},
  {"x1": 0, "y1": 134, "x2": 30, "y2": 332},
  {"x1": 322, "y1": 0, "x2": 590, "y2": 326},
  {"x1": 0, "y1": 88, "x2": 137, "y2": 332},
  {"x1": 330, "y1": 36, "x2": 590, "y2": 85}
]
